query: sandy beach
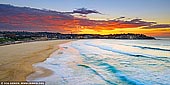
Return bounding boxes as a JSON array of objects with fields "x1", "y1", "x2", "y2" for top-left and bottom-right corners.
[{"x1": 0, "y1": 40, "x2": 71, "y2": 81}]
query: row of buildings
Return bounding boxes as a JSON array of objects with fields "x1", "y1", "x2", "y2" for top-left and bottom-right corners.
[{"x1": 0, "y1": 31, "x2": 155, "y2": 45}]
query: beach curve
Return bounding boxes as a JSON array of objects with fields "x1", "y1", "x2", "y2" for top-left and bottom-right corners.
[{"x1": 0, "y1": 40, "x2": 71, "y2": 81}]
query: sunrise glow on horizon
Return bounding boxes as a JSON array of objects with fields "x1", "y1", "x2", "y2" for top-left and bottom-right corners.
[{"x1": 0, "y1": 0, "x2": 170, "y2": 37}]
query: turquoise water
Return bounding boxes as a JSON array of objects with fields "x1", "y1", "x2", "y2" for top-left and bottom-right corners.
[{"x1": 27, "y1": 39, "x2": 170, "y2": 85}]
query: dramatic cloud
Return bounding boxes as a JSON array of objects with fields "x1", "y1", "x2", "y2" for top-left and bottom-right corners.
[
  {"x1": 72, "y1": 8, "x2": 102, "y2": 14},
  {"x1": 0, "y1": 4, "x2": 170, "y2": 35},
  {"x1": 115, "y1": 16, "x2": 125, "y2": 20},
  {"x1": 123, "y1": 19, "x2": 156, "y2": 26}
]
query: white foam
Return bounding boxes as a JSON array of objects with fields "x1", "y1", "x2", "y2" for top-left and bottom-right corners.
[
  {"x1": 27, "y1": 41, "x2": 106, "y2": 85},
  {"x1": 27, "y1": 40, "x2": 170, "y2": 85}
]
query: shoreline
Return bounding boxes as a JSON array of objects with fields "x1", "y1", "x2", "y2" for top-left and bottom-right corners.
[
  {"x1": 0, "y1": 40, "x2": 71, "y2": 81},
  {"x1": 0, "y1": 39, "x2": 72, "y2": 47}
]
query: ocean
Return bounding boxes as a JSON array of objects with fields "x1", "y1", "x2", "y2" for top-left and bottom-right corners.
[{"x1": 27, "y1": 39, "x2": 170, "y2": 85}]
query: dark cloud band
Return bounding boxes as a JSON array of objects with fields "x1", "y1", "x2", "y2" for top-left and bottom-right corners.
[
  {"x1": 72, "y1": 8, "x2": 102, "y2": 14},
  {"x1": 142, "y1": 24, "x2": 170, "y2": 29}
]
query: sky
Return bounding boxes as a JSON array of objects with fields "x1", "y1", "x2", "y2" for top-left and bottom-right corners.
[{"x1": 0, "y1": 0, "x2": 170, "y2": 37}]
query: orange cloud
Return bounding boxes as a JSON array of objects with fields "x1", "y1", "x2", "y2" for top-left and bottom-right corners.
[
  {"x1": 0, "y1": 12, "x2": 155, "y2": 32},
  {"x1": 0, "y1": 13, "x2": 167, "y2": 35},
  {"x1": 0, "y1": 4, "x2": 170, "y2": 37},
  {"x1": 0, "y1": 5, "x2": 170, "y2": 36}
]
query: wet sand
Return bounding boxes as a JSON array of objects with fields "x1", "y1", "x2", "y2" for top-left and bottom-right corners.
[{"x1": 0, "y1": 40, "x2": 71, "y2": 81}]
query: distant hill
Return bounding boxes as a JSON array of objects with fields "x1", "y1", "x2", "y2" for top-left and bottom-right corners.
[
  {"x1": 108, "y1": 33, "x2": 155, "y2": 39},
  {"x1": 0, "y1": 31, "x2": 156, "y2": 45}
]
